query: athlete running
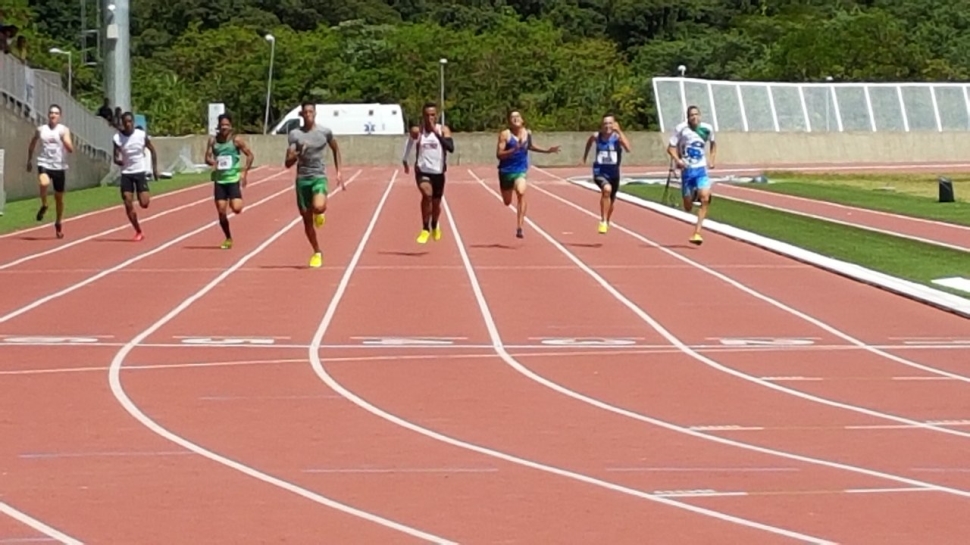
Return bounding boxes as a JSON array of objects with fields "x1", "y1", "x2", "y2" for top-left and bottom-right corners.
[
  {"x1": 285, "y1": 101, "x2": 344, "y2": 268},
  {"x1": 496, "y1": 110, "x2": 560, "y2": 238},
  {"x1": 204, "y1": 113, "x2": 254, "y2": 249},
  {"x1": 25, "y1": 104, "x2": 74, "y2": 239},
  {"x1": 407, "y1": 102, "x2": 454, "y2": 244},
  {"x1": 583, "y1": 114, "x2": 630, "y2": 234},
  {"x1": 667, "y1": 105, "x2": 716, "y2": 245},
  {"x1": 113, "y1": 112, "x2": 159, "y2": 241}
]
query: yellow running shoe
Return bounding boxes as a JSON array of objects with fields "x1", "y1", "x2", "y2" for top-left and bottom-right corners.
[
  {"x1": 221, "y1": 239, "x2": 233, "y2": 250},
  {"x1": 314, "y1": 213, "x2": 325, "y2": 228},
  {"x1": 416, "y1": 229, "x2": 430, "y2": 244},
  {"x1": 598, "y1": 221, "x2": 608, "y2": 234},
  {"x1": 689, "y1": 233, "x2": 704, "y2": 245},
  {"x1": 309, "y1": 252, "x2": 323, "y2": 268},
  {"x1": 432, "y1": 226, "x2": 442, "y2": 241}
]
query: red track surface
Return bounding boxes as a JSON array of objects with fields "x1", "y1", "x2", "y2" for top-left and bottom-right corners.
[
  {"x1": 1, "y1": 164, "x2": 969, "y2": 543},
  {"x1": 541, "y1": 163, "x2": 970, "y2": 252}
]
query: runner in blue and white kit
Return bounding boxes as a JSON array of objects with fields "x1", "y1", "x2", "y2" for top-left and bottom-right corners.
[
  {"x1": 583, "y1": 114, "x2": 630, "y2": 234},
  {"x1": 496, "y1": 110, "x2": 560, "y2": 238},
  {"x1": 667, "y1": 105, "x2": 717, "y2": 245}
]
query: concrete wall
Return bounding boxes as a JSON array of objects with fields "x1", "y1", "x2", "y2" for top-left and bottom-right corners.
[
  {"x1": 1, "y1": 104, "x2": 111, "y2": 202},
  {"x1": 151, "y1": 131, "x2": 970, "y2": 172}
]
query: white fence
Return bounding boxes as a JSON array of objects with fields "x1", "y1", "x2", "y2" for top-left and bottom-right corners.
[
  {"x1": 652, "y1": 76, "x2": 970, "y2": 133},
  {"x1": 0, "y1": 55, "x2": 115, "y2": 157}
]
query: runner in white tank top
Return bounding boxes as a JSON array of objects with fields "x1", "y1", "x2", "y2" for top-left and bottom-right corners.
[
  {"x1": 112, "y1": 112, "x2": 159, "y2": 241},
  {"x1": 407, "y1": 102, "x2": 454, "y2": 244},
  {"x1": 26, "y1": 104, "x2": 74, "y2": 238}
]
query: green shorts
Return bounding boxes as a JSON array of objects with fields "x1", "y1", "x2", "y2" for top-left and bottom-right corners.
[
  {"x1": 498, "y1": 171, "x2": 526, "y2": 191},
  {"x1": 295, "y1": 176, "x2": 328, "y2": 210}
]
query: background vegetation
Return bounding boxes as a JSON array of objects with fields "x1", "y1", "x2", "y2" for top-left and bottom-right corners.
[{"x1": 9, "y1": 0, "x2": 970, "y2": 134}]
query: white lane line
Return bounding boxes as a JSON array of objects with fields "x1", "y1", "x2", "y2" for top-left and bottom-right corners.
[
  {"x1": 0, "y1": 168, "x2": 283, "y2": 269},
  {"x1": 107, "y1": 171, "x2": 454, "y2": 543}
]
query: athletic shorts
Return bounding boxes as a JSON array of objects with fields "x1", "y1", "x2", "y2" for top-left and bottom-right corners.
[
  {"x1": 120, "y1": 172, "x2": 149, "y2": 194},
  {"x1": 681, "y1": 168, "x2": 711, "y2": 197},
  {"x1": 593, "y1": 172, "x2": 621, "y2": 201},
  {"x1": 38, "y1": 167, "x2": 67, "y2": 193},
  {"x1": 296, "y1": 176, "x2": 328, "y2": 211},
  {"x1": 214, "y1": 182, "x2": 242, "y2": 201},
  {"x1": 498, "y1": 171, "x2": 526, "y2": 191},
  {"x1": 415, "y1": 168, "x2": 446, "y2": 199}
]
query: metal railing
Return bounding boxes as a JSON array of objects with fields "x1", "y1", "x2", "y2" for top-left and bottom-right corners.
[
  {"x1": 0, "y1": 55, "x2": 114, "y2": 161},
  {"x1": 652, "y1": 76, "x2": 970, "y2": 133}
]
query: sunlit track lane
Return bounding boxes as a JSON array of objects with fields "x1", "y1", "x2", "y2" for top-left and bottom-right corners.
[
  {"x1": 449, "y1": 170, "x2": 970, "y2": 543},
  {"x1": 0, "y1": 170, "x2": 403, "y2": 543},
  {"x1": 0, "y1": 169, "x2": 288, "y2": 317}
]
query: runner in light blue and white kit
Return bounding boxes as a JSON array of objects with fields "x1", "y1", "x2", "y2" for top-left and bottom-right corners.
[{"x1": 667, "y1": 105, "x2": 717, "y2": 245}]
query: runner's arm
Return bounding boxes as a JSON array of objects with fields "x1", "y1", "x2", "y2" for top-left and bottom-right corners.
[
  {"x1": 26, "y1": 129, "x2": 38, "y2": 170},
  {"x1": 436, "y1": 125, "x2": 454, "y2": 153},
  {"x1": 145, "y1": 136, "x2": 160, "y2": 180},
  {"x1": 614, "y1": 121, "x2": 631, "y2": 152},
  {"x1": 204, "y1": 136, "x2": 216, "y2": 167},
  {"x1": 527, "y1": 132, "x2": 561, "y2": 154},
  {"x1": 284, "y1": 133, "x2": 299, "y2": 168},
  {"x1": 496, "y1": 130, "x2": 520, "y2": 159},
  {"x1": 61, "y1": 127, "x2": 75, "y2": 153},
  {"x1": 235, "y1": 135, "x2": 255, "y2": 187},
  {"x1": 328, "y1": 133, "x2": 344, "y2": 190},
  {"x1": 666, "y1": 130, "x2": 685, "y2": 169},
  {"x1": 708, "y1": 131, "x2": 717, "y2": 169}
]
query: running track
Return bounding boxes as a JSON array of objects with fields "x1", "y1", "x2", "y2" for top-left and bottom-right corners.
[
  {"x1": 1, "y1": 165, "x2": 969, "y2": 543},
  {"x1": 544, "y1": 162, "x2": 970, "y2": 253}
]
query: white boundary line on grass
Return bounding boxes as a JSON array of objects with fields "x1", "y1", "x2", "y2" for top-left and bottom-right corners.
[{"x1": 560, "y1": 175, "x2": 970, "y2": 320}]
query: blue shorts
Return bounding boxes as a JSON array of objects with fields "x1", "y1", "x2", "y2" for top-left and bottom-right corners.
[{"x1": 681, "y1": 168, "x2": 711, "y2": 197}]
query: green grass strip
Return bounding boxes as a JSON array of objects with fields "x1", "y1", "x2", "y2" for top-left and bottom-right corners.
[
  {"x1": 0, "y1": 173, "x2": 211, "y2": 235},
  {"x1": 750, "y1": 175, "x2": 970, "y2": 227},
  {"x1": 622, "y1": 183, "x2": 970, "y2": 299}
]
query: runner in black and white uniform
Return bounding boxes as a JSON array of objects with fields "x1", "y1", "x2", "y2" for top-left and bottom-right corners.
[
  {"x1": 409, "y1": 102, "x2": 454, "y2": 244},
  {"x1": 112, "y1": 112, "x2": 159, "y2": 241},
  {"x1": 26, "y1": 104, "x2": 74, "y2": 239}
]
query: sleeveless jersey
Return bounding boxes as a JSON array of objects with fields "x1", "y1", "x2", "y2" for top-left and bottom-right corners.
[
  {"x1": 37, "y1": 124, "x2": 69, "y2": 170},
  {"x1": 415, "y1": 125, "x2": 446, "y2": 174},
  {"x1": 498, "y1": 130, "x2": 530, "y2": 174},
  {"x1": 212, "y1": 136, "x2": 242, "y2": 183},
  {"x1": 592, "y1": 132, "x2": 622, "y2": 179},
  {"x1": 668, "y1": 121, "x2": 714, "y2": 174},
  {"x1": 113, "y1": 128, "x2": 149, "y2": 174}
]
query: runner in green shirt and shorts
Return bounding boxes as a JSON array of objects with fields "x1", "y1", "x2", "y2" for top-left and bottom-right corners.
[
  {"x1": 205, "y1": 113, "x2": 254, "y2": 249},
  {"x1": 285, "y1": 102, "x2": 344, "y2": 268}
]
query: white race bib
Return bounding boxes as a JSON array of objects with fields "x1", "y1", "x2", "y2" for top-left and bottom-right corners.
[
  {"x1": 217, "y1": 155, "x2": 232, "y2": 170},
  {"x1": 596, "y1": 150, "x2": 617, "y2": 165}
]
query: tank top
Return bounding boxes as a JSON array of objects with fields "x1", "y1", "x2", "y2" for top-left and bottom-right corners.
[
  {"x1": 211, "y1": 136, "x2": 241, "y2": 184},
  {"x1": 498, "y1": 130, "x2": 530, "y2": 174},
  {"x1": 592, "y1": 132, "x2": 622, "y2": 178},
  {"x1": 415, "y1": 125, "x2": 446, "y2": 174},
  {"x1": 113, "y1": 128, "x2": 148, "y2": 174},
  {"x1": 37, "y1": 124, "x2": 69, "y2": 170}
]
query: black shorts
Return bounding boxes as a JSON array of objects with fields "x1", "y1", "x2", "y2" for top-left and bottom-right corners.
[
  {"x1": 120, "y1": 172, "x2": 150, "y2": 194},
  {"x1": 415, "y1": 169, "x2": 446, "y2": 199},
  {"x1": 214, "y1": 182, "x2": 242, "y2": 201},
  {"x1": 594, "y1": 173, "x2": 621, "y2": 201},
  {"x1": 38, "y1": 167, "x2": 66, "y2": 193}
]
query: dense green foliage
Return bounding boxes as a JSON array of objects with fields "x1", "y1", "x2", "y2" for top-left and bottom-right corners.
[{"x1": 12, "y1": 0, "x2": 970, "y2": 134}]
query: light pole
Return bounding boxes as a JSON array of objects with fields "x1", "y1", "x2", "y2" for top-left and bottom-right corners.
[
  {"x1": 49, "y1": 47, "x2": 73, "y2": 97},
  {"x1": 263, "y1": 33, "x2": 276, "y2": 134},
  {"x1": 439, "y1": 58, "x2": 447, "y2": 126}
]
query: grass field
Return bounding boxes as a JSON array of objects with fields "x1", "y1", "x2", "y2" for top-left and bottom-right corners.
[
  {"x1": 622, "y1": 183, "x2": 970, "y2": 299},
  {"x1": 0, "y1": 172, "x2": 211, "y2": 235},
  {"x1": 748, "y1": 172, "x2": 970, "y2": 227}
]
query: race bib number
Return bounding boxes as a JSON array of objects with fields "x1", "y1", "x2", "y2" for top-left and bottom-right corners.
[
  {"x1": 217, "y1": 155, "x2": 232, "y2": 170},
  {"x1": 596, "y1": 150, "x2": 617, "y2": 165}
]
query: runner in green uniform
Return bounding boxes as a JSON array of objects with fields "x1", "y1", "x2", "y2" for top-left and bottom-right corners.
[
  {"x1": 205, "y1": 113, "x2": 254, "y2": 249},
  {"x1": 285, "y1": 102, "x2": 344, "y2": 268}
]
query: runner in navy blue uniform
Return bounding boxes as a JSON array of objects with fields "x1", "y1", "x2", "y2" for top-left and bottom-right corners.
[{"x1": 583, "y1": 114, "x2": 630, "y2": 234}]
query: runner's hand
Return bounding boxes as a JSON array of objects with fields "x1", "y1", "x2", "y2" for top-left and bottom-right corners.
[
  {"x1": 338, "y1": 170, "x2": 345, "y2": 191},
  {"x1": 241, "y1": 171, "x2": 249, "y2": 188}
]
